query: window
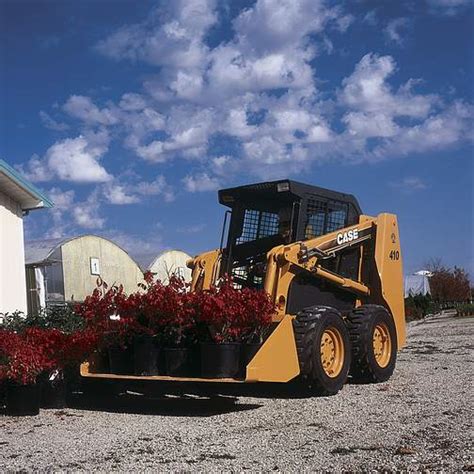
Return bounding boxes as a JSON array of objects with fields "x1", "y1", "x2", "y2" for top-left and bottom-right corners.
[
  {"x1": 305, "y1": 198, "x2": 348, "y2": 239},
  {"x1": 305, "y1": 199, "x2": 326, "y2": 239},
  {"x1": 236, "y1": 209, "x2": 280, "y2": 244},
  {"x1": 326, "y1": 200, "x2": 348, "y2": 233}
]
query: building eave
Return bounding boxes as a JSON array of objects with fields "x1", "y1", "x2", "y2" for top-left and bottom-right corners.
[{"x1": 0, "y1": 158, "x2": 54, "y2": 210}]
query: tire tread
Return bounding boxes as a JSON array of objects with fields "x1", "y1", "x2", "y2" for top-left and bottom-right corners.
[{"x1": 347, "y1": 304, "x2": 396, "y2": 383}]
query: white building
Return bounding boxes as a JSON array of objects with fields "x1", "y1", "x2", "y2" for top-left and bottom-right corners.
[
  {"x1": 135, "y1": 249, "x2": 193, "y2": 284},
  {"x1": 0, "y1": 159, "x2": 53, "y2": 314},
  {"x1": 25, "y1": 235, "x2": 145, "y2": 313}
]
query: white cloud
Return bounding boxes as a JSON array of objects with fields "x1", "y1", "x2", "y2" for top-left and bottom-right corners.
[
  {"x1": 103, "y1": 175, "x2": 175, "y2": 204},
  {"x1": 338, "y1": 55, "x2": 473, "y2": 160},
  {"x1": 136, "y1": 175, "x2": 175, "y2": 202},
  {"x1": 88, "y1": 0, "x2": 351, "y2": 177},
  {"x1": 340, "y1": 54, "x2": 435, "y2": 120},
  {"x1": 45, "y1": 188, "x2": 106, "y2": 232},
  {"x1": 95, "y1": 0, "x2": 217, "y2": 68},
  {"x1": 39, "y1": 111, "x2": 69, "y2": 131},
  {"x1": 182, "y1": 173, "x2": 220, "y2": 192},
  {"x1": 385, "y1": 18, "x2": 410, "y2": 45},
  {"x1": 20, "y1": 154, "x2": 52, "y2": 182},
  {"x1": 177, "y1": 223, "x2": 205, "y2": 233},
  {"x1": 242, "y1": 135, "x2": 311, "y2": 179},
  {"x1": 426, "y1": 0, "x2": 471, "y2": 15},
  {"x1": 103, "y1": 183, "x2": 140, "y2": 205},
  {"x1": 48, "y1": 187, "x2": 75, "y2": 210},
  {"x1": 135, "y1": 140, "x2": 166, "y2": 162},
  {"x1": 63, "y1": 95, "x2": 119, "y2": 126},
  {"x1": 372, "y1": 100, "x2": 474, "y2": 158},
  {"x1": 72, "y1": 192, "x2": 106, "y2": 229},
  {"x1": 27, "y1": 1, "x2": 471, "y2": 193},
  {"x1": 343, "y1": 111, "x2": 399, "y2": 138},
  {"x1": 211, "y1": 155, "x2": 234, "y2": 176},
  {"x1": 224, "y1": 108, "x2": 257, "y2": 138},
  {"x1": 390, "y1": 177, "x2": 428, "y2": 192},
  {"x1": 132, "y1": 106, "x2": 213, "y2": 161},
  {"x1": 22, "y1": 134, "x2": 112, "y2": 183},
  {"x1": 46, "y1": 187, "x2": 75, "y2": 238},
  {"x1": 233, "y1": 0, "x2": 346, "y2": 53},
  {"x1": 46, "y1": 135, "x2": 111, "y2": 183},
  {"x1": 119, "y1": 93, "x2": 147, "y2": 111},
  {"x1": 363, "y1": 10, "x2": 378, "y2": 26},
  {"x1": 207, "y1": 47, "x2": 314, "y2": 98}
]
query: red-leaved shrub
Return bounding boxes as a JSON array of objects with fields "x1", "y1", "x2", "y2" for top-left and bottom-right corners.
[
  {"x1": 191, "y1": 278, "x2": 275, "y2": 343},
  {"x1": 75, "y1": 280, "x2": 141, "y2": 349},
  {"x1": 0, "y1": 330, "x2": 48, "y2": 385},
  {"x1": 74, "y1": 274, "x2": 276, "y2": 348},
  {"x1": 22, "y1": 327, "x2": 99, "y2": 370}
]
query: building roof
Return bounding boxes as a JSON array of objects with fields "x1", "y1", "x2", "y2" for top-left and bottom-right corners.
[
  {"x1": 24, "y1": 234, "x2": 143, "y2": 268},
  {"x1": 0, "y1": 159, "x2": 54, "y2": 211},
  {"x1": 24, "y1": 237, "x2": 72, "y2": 265},
  {"x1": 131, "y1": 249, "x2": 192, "y2": 272}
]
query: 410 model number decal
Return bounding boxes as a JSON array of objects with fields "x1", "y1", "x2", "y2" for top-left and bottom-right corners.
[{"x1": 389, "y1": 250, "x2": 400, "y2": 260}]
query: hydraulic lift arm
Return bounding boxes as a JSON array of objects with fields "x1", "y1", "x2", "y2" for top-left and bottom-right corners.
[{"x1": 263, "y1": 218, "x2": 375, "y2": 307}]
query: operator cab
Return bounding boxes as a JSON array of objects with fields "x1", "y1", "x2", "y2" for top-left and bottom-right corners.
[{"x1": 218, "y1": 180, "x2": 361, "y2": 289}]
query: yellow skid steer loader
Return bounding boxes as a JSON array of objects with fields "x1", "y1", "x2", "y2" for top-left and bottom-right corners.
[{"x1": 81, "y1": 180, "x2": 405, "y2": 396}]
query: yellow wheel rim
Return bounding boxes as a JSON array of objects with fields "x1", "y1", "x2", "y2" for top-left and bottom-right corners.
[
  {"x1": 373, "y1": 323, "x2": 391, "y2": 368},
  {"x1": 320, "y1": 327, "x2": 344, "y2": 378}
]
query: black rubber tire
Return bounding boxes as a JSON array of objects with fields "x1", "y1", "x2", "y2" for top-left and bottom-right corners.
[
  {"x1": 346, "y1": 304, "x2": 397, "y2": 383},
  {"x1": 293, "y1": 306, "x2": 351, "y2": 396}
]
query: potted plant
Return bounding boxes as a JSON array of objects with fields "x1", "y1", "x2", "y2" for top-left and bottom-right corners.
[
  {"x1": 158, "y1": 277, "x2": 198, "y2": 377},
  {"x1": 23, "y1": 326, "x2": 99, "y2": 408},
  {"x1": 75, "y1": 280, "x2": 137, "y2": 375},
  {"x1": 126, "y1": 275, "x2": 161, "y2": 376},
  {"x1": 195, "y1": 279, "x2": 246, "y2": 378},
  {"x1": 0, "y1": 329, "x2": 46, "y2": 416},
  {"x1": 23, "y1": 327, "x2": 68, "y2": 409},
  {"x1": 194, "y1": 278, "x2": 276, "y2": 379}
]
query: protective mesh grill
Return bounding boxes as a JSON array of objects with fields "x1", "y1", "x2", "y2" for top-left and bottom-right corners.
[
  {"x1": 326, "y1": 201, "x2": 348, "y2": 232},
  {"x1": 236, "y1": 209, "x2": 279, "y2": 244},
  {"x1": 305, "y1": 199, "x2": 326, "y2": 239},
  {"x1": 305, "y1": 198, "x2": 348, "y2": 239}
]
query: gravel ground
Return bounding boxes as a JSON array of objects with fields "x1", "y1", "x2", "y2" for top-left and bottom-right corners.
[{"x1": 1, "y1": 314, "x2": 473, "y2": 472}]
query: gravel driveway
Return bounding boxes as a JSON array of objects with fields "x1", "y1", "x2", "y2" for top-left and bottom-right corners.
[{"x1": 1, "y1": 314, "x2": 473, "y2": 472}]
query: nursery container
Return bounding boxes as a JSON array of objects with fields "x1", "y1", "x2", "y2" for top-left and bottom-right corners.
[
  {"x1": 40, "y1": 374, "x2": 67, "y2": 409},
  {"x1": 164, "y1": 347, "x2": 193, "y2": 377},
  {"x1": 6, "y1": 383, "x2": 40, "y2": 416},
  {"x1": 133, "y1": 335, "x2": 160, "y2": 375},
  {"x1": 200, "y1": 343, "x2": 241, "y2": 378},
  {"x1": 239, "y1": 342, "x2": 261, "y2": 378},
  {"x1": 108, "y1": 345, "x2": 134, "y2": 375}
]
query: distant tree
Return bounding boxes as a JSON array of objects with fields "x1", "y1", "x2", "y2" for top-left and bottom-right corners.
[{"x1": 425, "y1": 260, "x2": 471, "y2": 303}]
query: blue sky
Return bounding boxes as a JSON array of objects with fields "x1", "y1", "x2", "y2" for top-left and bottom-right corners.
[{"x1": 1, "y1": 0, "x2": 473, "y2": 274}]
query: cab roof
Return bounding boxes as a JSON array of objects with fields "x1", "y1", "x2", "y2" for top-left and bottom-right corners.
[{"x1": 218, "y1": 179, "x2": 362, "y2": 214}]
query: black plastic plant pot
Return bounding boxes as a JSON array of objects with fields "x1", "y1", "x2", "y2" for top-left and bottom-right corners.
[
  {"x1": 200, "y1": 343, "x2": 241, "y2": 378},
  {"x1": 40, "y1": 375, "x2": 67, "y2": 409},
  {"x1": 6, "y1": 382, "x2": 40, "y2": 416},
  {"x1": 164, "y1": 347, "x2": 192, "y2": 377},
  {"x1": 108, "y1": 345, "x2": 134, "y2": 375},
  {"x1": 239, "y1": 343, "x2": 262, "y2": 378},
  {"x1": 133, "y1": 335, "x2": 160, "y2": 376}
]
